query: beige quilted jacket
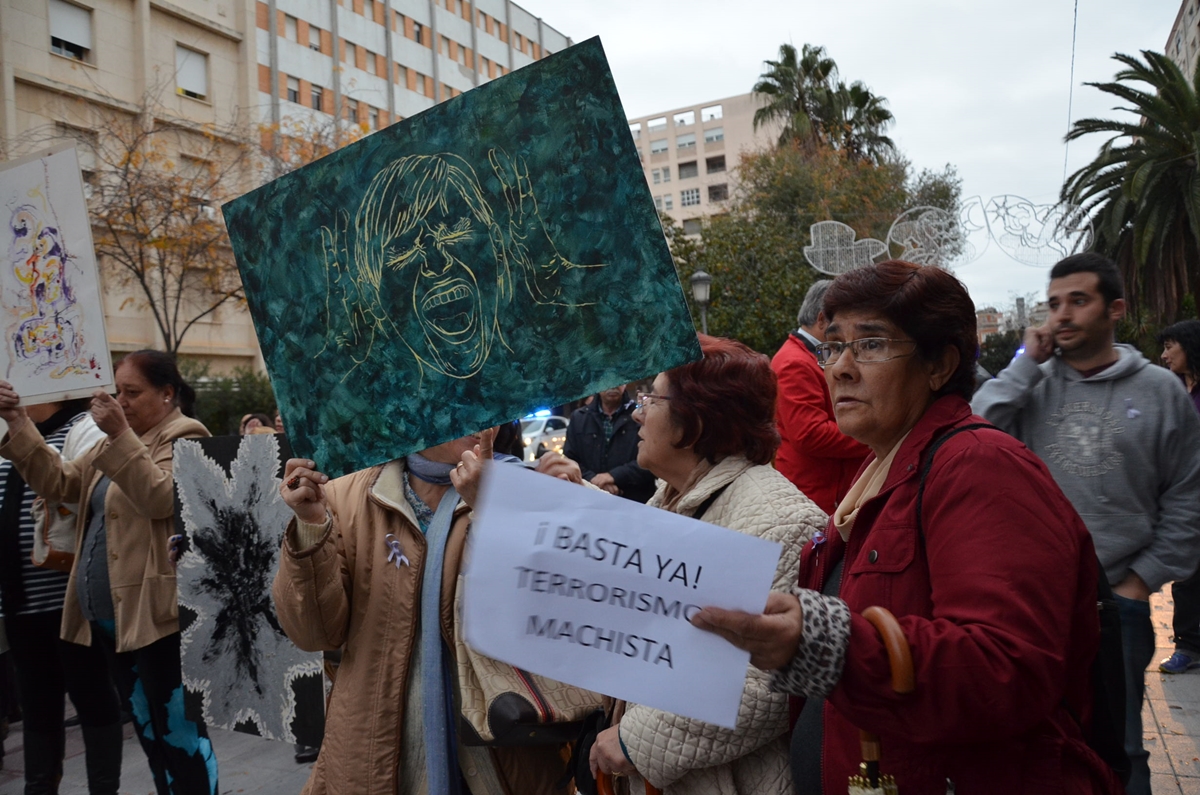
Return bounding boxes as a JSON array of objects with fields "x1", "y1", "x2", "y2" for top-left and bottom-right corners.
[{"x1": 619, "y1": 456, "x2": 826, "y2": 795}]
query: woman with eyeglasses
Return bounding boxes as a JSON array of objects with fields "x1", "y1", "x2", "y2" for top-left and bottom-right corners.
[
  {"x1": 691, "y1": 261, "x2": 1121, "y2": 794},
  {"x1": 588, "y1": 334, "x2": 827, "y2": 795}
]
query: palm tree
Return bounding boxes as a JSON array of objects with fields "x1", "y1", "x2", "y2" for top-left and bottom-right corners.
[
  {"x1": 1063, "y1": 50, "x2": 1200, "y2": 322},
  {"x1": 752, "y1": 43, "x2": 836, "y2": 148},
  {"x1": 824, "y1": 81, "x2": 897, "y2": 163}
]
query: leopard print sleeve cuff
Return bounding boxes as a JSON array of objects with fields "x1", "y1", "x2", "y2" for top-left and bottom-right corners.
[{"x1": 769, "y1": 587, "x2": 852, "y2": 699}]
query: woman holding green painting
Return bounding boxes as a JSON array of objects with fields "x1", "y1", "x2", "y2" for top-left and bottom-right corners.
[{"x1": 274, "y1": 427, "x2": 583, "y2": 794}]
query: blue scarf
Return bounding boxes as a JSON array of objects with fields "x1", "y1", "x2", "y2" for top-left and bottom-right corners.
[
  {"x1": 420, "y1": 485, "x2": 461, "y2": 793},
  {"x1": 407, "y1": 451, "x2": 524, "y2": 486}
]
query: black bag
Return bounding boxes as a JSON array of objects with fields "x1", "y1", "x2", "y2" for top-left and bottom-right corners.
[{"x1": 916, "y1": 423, "x2": 1130, "y2": 786}]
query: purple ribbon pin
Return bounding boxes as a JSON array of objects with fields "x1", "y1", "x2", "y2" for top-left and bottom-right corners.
[
  {"x1": 1125, "y1": 398, "x2": 1141, "y2": 419},
  {"x1": 384, "y1": 534, "x2": 409, "y2": 569}
]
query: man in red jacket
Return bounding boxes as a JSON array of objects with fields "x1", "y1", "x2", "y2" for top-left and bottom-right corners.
[{"x1": 771, "y1": 280, "x2": 868, "y2": 513}]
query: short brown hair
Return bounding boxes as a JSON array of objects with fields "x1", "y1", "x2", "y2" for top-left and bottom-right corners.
[
  {"x1": 823, "y1": 261, "x2": 978, "y2": 400},
  {"x1": 664, "y1": 335, "x2": 780, "y2": 465}
]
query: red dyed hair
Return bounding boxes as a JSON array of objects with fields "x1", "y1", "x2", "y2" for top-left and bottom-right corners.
[
  {"x1": 822, "y1": 260, "x2": 978, "y2": 400},
  {"x1": 664, "y1": 334, "x2": 780, "y2": 465}
]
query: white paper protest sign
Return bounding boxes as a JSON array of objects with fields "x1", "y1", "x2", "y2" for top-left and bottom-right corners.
[{"x1": 462, "y1": 463, "x2": 783, "y2": 728}]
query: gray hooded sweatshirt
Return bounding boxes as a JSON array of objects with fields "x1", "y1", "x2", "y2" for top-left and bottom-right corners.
[{"x1": 972, "y1": 344, "x2": 1200, "y2": 591}]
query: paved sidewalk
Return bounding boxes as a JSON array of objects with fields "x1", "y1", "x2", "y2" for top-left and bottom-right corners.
[
  {"x1": 1147, "y1": 590, "x2": 1200, "y2": 794},
  {"x1": 0, "y1": 716, "x2": 312, "y2": 794},
  {"x1": 2, "y1": 590, "x2": 1200, "y2": 793}
]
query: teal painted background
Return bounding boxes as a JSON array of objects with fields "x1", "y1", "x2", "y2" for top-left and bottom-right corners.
[{"x1": 224, "y1": 37, "x2": 700, "y2": 477}]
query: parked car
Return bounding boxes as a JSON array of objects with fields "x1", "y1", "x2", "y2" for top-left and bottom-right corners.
[{"x1": 520, "y1": 415, "x2": 569, "y2": 462}]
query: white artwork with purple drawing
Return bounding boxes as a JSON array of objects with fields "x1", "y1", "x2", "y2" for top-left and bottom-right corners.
[{"x1": 0, "y1": 143, "x2": 112, "y2": 404}]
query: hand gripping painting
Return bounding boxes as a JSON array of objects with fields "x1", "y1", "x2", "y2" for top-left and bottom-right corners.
[
  {"x1": 0, "y1": 144, "x2": 113, "y2": 403},
  {"x1": 173, "y1": 433, "x2": 324, "y2": 746},
  {"x1": 224, "y1": 37, "x2": 701, "y2": 476}
]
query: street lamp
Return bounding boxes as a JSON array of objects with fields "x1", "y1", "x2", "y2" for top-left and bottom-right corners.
[{"x1": 690, "y1": 270, "x2": 712, "y2": 335}]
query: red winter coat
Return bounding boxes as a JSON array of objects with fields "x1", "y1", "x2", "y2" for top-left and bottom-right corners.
[
  {"x1": 771, "y1": 334, "x2": 868, "y2": 513},
  {"x1": 795, "y1": 396, "x2": 1121, "y2": 795}
]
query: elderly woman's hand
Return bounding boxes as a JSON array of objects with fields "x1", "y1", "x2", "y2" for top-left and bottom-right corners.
[
  {"x1": 281, "y1": 458, "x2": 330, "y2": 525},
  {"x1": 0, "y1": 380, "x2": 29, "y2": 431},
  {"x1": 90, "y1": 390, "x2": 129, "y2": 437},
  {"x1": 535, "y1": 452, "x2": 583, "y2": 484},
  {"x1": 691, "y1": 591, "x2": 804, "y2": 671},
  {"x1": 451, "y1": 428, "x2": 496, "y2": 508},
  {"x1": 589, "y1": 725, "x2": 637, "y2": 779}
]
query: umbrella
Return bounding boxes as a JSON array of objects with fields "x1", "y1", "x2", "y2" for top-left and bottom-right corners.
[{"x1": 847, "y1": 606, "x2": 915, "y2": 795}]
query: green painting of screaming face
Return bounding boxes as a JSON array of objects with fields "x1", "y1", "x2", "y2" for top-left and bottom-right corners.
[{"x1": 224, "y1": 37, "x2": 701, "y2": 477}]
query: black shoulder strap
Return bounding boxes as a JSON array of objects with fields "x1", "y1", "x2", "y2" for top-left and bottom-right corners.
[
  {"x1": 692, "y1": 483, "x2": 731, "y2": 522},
  {"x1": 915, "y1": 422, "x2": 997, "y2": 541}
]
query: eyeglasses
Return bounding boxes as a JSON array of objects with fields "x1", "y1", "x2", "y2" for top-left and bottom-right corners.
[
  {"x1": 634, "y1": 392, "x2": 672, "y2": 413},
  {"x1": 814, "y1": 338, "x2": 918, "y2": 368}
]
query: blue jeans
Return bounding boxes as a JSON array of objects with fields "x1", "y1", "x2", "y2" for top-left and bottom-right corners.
[{"x1": 1117, "y1": 595, "x2": 1154, "y2": 795}]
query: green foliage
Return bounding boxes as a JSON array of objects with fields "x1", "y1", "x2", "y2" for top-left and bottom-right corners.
[
  {"x1": 1063, "y1": 50, "x2": 1200, "y2": 325},
  {"x1": 753, "y1": 43, "x2": 896, "y2": 162},
  {"x1": 178, "y1": 359, "x2": 277, "y2": 436},
  {"x1": 978, "y1": 330, "x2": 1022, "y2": 376}
]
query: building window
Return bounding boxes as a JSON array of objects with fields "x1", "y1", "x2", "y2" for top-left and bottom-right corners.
[
  {"x1": 415, "y1": 72, "x2": 426, "y2": 95},
  {"x1": 365, "y1": 50, "x2": 376, "y2": 74},
  {"x1": 663, "y1": 194, "x2": 674, "y2": 211},
  {"x1": 678, "y1": 161, "x2": 698, "y2": 179},
  {"x1": 312, "y1": 84, "x2": 324, "y2": 111},
  {"x1": 701, "y1": 104, "x2": 723, "y2": 122},
  {"x1": 651, "y1": 169, "x2": 661, "y2": 184},
  {"x1": 346, "y1": 98, "x2": 359, "y2": 122},
  {"x1": 309, "y1": 24, "x2": 322, "y2": 51},
  {"x1": 661, "y1": 165, "x2": 670, "y2": 182},
  {"x1": 49, "y1": 0, "x2": 92, "y2": 62},
  {"x1": 676, "y1": 133, "x2": 696, "y2": 151},
  {"x1": 673, "y1": 110, "x2": 695, "y2": 126},
  {"x1": 705, "y1": 127, "x2": 724, "y2": 144},
  {"x1": 628, "y1": 122, "x2": 641, "y2": 139},
  {"x1": 647, "y1": 116, "x2": 667, "y2": 132},
  {"x1": 681, "y1": 188, "x2": 700, "y2": 207},
  {"x1": 285, "y1": 14, "x2": 297, "y2": 41},
  {"x1": 682, "y1": 219, "x2": 702, "y2": 235},
  {"x1": 706, "y1": 155, "x2": 726, "y2": 173},
  {"x1": 654, "y1": 195, "x2": 663, "y2": 211},
  {"x1": 413, "y1": 22, "x2": 425, "y2": 44},
  {"x1": 708, "y1": 184, "x2": 728, "y2": 202},
  {"x1": 363, "y1": 0, "x2": 373, "y2": 18},
  {"x1": 175, "y1": 45, "x2": 208, "y2": 100},
  {"x1": 287, "y1": 75, "x2": 300, "y2": 103},
  {"x1": 650, "y1": 138, "x2": 668, "y2": 154},
  {"x1": 369, "y1": 107, "x2": 379, "y2": 130}
]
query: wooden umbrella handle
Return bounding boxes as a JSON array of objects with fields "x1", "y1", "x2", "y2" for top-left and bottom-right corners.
[
  {"x1": 862, "y1": 605, "x2": 915, "y2": 694},
  {"x1": 597, "y1": 771, "x2": 663, "y2": 795}
]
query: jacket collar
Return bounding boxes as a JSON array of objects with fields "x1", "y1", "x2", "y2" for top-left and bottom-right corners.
[
  {"x1": 663, "y1": 455, "x2": 756, "y2": 514},
  {"x1": 791, "y1": 329, "x2": 820, "y2": 355},
  {"x1": 367, "y1": 459, "x2": 469, "y2": 529},
  {"x1": 871, "y1": 395, "x2": 974, "y2": 498}
]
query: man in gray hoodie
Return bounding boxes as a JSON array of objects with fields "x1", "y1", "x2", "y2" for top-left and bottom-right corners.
[{"x1": 973, "y1": 252, "x2": 1200, "y2": 795}]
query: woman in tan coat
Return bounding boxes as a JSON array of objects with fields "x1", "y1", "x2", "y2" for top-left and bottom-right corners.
[
  {"x1": 277, "y1": 430, "x2": 583, "y2": 794},
  {"x1": 0, "y1": 350, "x2": 217, "y2": 795}
]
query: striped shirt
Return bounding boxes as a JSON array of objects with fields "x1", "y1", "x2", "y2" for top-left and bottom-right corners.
[{"x1": 0, "y1": 412, "x2": 89, "y2": 617}]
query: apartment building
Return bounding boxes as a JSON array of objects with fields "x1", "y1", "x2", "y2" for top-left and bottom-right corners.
[
  {"x1": 626, "y1": 92, "x2": 776, "y2": 235},
  {"x1": 0, "y1": 0, "x2": 569, "y2": 371},
  {"x1": 1167, "y1": 0, "x2": 1200, "y2": 77}
]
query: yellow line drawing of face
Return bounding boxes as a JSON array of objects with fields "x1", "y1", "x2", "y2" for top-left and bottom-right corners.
[{"x1": 351, "y1": 154, "x2": 506, "y2": 379}]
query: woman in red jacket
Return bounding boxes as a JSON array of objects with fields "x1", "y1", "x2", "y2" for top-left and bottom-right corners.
[{"x1": 693, "y1": 261, "x2": 1120, "y2": 794}]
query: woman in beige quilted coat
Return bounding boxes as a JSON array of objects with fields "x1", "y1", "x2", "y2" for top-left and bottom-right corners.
[{"x1": 589, "y1": 335, "x2": 827, "y2": 795}]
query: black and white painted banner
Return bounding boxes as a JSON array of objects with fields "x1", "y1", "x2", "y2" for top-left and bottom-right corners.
[{"x1": 172, "y1": 433, "x2": 324, "y2": 746}]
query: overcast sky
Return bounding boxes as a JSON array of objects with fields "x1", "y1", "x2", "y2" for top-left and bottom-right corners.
[{"x1": 516, "y1": 0, "x2": 1180, "y2": 312}]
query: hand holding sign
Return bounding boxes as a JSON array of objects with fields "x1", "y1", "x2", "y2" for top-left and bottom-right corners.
[
  {"x1": 691, "y1": 591, "x2": 804, "y2": 671},
  {"x1": 463, "y1": 463, "x2": 782, "y2": 728},
  {"x1": 281, "y1": 458, "x2": 330, "y2": 525}
]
